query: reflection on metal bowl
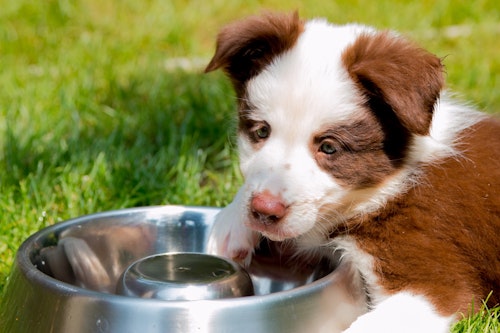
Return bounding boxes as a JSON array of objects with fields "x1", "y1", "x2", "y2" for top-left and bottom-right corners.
[{"x1": 0, "y1": 206, "x2": 360, "y2": 333}]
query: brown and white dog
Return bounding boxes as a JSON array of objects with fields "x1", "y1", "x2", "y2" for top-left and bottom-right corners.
[{"x1": 205, "y1": 12, "x2": 500, "y2": 332}]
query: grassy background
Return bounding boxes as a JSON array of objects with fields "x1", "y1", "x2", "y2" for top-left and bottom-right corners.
[{"x1": 0, "y1": 0, "x2": 499, "y2": 331}]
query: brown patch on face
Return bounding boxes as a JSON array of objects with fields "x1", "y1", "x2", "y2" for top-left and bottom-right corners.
[
  {"x1": 342, "y1": 31, "x2": 444, "y2": 136},
  {"x1": 311, "y1": 111, "x2": 398, "y2": 188},
  {"x1": 205, "y1": 11, "x2": 304, "y2": 97},
  {"x1": 234, "y1": 98, "x2": 272, "y2": 151},
  {"x1": 331, "y1": 117, "x2": 500, "y2": 315}
]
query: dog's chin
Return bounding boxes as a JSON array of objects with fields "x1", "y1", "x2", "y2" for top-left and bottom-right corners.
[
  {"x1": 261, "y1": 231, "x2": 294, "y2": 242},
  {"x1": 246, "y1": 221, "x2": 305, "y2": 242}
]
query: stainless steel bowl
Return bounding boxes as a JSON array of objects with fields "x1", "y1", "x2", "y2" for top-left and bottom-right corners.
[{"x1": 0, "y1": 206, "x2": 359, "y2": 333}]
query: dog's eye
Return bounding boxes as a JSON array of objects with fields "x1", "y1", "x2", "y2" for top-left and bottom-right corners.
[
  {"x1": 319, "y1": 141, "x2": 337, "y2": 155},
  {"x1": 255, "y1": 125, "x2": 270, "y2": 139},
  {"x1": 247, "y1": 121, "x2": 271, "y2": 142}
]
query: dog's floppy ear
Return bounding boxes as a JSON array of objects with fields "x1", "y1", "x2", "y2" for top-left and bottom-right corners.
[
  {"x1": 205, "y1": 11, "x2": 304, "y2": 96},
  {"x1": 342, "y1": 32, "x2": 444, "y2": 135}
]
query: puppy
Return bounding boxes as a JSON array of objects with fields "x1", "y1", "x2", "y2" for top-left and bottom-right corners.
[{"x1": 205, "y1": 12, "x2": 500, "y2": 332}]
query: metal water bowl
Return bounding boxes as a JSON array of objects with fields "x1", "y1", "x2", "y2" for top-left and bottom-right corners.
[{"x1": 0, "y1": 206, "x2": 355, "y2": 332}]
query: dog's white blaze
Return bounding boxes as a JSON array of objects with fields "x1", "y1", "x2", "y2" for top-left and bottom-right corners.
[{"x1": 245, "y1": 21, "x2": 371, "y2": 132}]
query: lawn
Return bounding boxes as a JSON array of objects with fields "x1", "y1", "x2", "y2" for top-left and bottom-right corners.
[{"x1": 0, "y1": 0, "x2": 499, "y2": 331}]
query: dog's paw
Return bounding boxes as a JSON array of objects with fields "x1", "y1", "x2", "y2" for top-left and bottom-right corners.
[{"x1": 208, "y1": 199, "x2": 260, "y2": 267}]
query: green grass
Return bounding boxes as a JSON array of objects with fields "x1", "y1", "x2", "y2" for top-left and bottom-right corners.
[
  {"x1": 0, "y1": 1, "x2": 499, "y2": 331},
  {"x1": 452, "y1": 295, "x2": 500, "y2": 333}
]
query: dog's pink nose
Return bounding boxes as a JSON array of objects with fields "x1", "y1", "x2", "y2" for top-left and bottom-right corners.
[{"x1": 250, "y1": 191, "x2": 287, "y2": 225}]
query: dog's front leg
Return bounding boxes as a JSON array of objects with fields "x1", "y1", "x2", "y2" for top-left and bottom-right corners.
[
  {"x1": 208, "y1": 186, "x2": 260, "y2": 266},
  {"x1": 343, "y1": 292, "x2": 454, "y2": 333}
]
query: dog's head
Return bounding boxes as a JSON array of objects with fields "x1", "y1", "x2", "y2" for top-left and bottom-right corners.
[{"x1": 206, "y1": 12, "x2": 444, "y2": 243}]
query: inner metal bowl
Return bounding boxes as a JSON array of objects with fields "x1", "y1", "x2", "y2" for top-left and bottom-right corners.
[
  {"x1": 0, "y1": 206, "x2": 356, "y2": 333},
  {"x1": 116, "y1": 252, "x2": 254, "y2": 300}
]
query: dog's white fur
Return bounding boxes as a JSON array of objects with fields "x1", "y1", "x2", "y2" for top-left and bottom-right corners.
[{"x1": 207, "y1": 17, "x2": 488, "y2": 332}]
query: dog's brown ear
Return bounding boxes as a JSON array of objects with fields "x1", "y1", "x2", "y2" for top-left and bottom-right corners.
[
  {"x1": 342, "y1": 32, "x2": 444, "y2": 135},
  {"x1": 205, "y1": 11, "x2": 304, "y2": 96}
]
